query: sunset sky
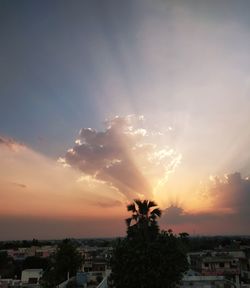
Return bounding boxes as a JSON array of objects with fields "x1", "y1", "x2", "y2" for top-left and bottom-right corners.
[{"x1": 1, "y1": 0, "x2": 250, "y2": 240}]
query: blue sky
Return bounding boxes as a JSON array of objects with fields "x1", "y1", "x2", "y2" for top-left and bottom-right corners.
[
  {"x1": 1, "y1": 0, "x2": 250, "y2": 155},
  {"x1": 1, "y1": 0, "x2": 249, "y2": 157},
  {"x1": 0, "y1": 0, "x2": 148, "y2": 155}
]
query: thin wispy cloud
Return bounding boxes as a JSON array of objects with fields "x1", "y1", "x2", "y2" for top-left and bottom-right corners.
[
  {"x1": 0, "y1": 137, "x2": 125, "y2": 219},
  {"x1": 0, "y1": 136, "x2": 24, "y2": 151}
]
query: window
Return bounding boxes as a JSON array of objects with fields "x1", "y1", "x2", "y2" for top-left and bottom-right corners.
[{"x1": 28, "y1": 278, "x2": 38, "y2": 284}]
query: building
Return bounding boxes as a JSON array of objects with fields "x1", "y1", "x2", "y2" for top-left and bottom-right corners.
[{"x1": 21, "y1": 269, "x2": 43, "y2": 285}]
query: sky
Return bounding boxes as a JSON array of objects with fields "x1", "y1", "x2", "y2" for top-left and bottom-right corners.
[{"x1": 1, "y1": 0, "x2": 250, "y2": 240}]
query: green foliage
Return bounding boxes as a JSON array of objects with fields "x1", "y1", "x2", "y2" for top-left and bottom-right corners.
[
  {"x1": 41, "y1": 239, "x2": 83, "y2": 287},
  {"x1": 109, "y1": 200, "x2": 189, "y2": 288}
]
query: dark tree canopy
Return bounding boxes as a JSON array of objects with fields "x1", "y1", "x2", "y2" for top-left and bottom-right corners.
[
  {"x1": 41, "y1": 239, "x2": 83, "y2": 288},
  {"x1": 126, "y1": 199, "x2": 162, "y2": 242},
  {"x1": 0, "y1": 251, "x2": 15, "y2": 278},
  {"x1": 109, "y1": 199, "x2": 189, "y2": 288},
  {"x1": 23, "y1": 256, "x2": 49, "y2": 270}
]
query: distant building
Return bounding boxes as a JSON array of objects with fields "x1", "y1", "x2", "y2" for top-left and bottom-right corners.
[
  {"x1": 21, "y1": 269, "x2": 43, "y2": 285},
  {"x1": 0, "y1": 279, "x2": 21, "y2": 288},
  {"x1": 180, "y1": 274, "x2": 232, "y2": 288},
  {"x1": 187, "y1": 249, "x2": 250, "y2": 288},
  {"x1": 201, "y1": 255, "x2": 240, "y2": 276}
]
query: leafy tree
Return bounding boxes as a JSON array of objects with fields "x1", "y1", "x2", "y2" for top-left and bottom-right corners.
[
  {"x1": 126, "y1": 199, "x2": 161, "y2": 241},
  {"x1": 0, "y1": 251, "x2": 15, "y2": 278},
  {"x1": 41, "y1": 239, "x2": 83, "y2": 288},
  {"x1": 109, "y1": 199, "x2": 189, "y2": 288},
  {"x1": 0, "y1": 251, "x2": 9, "y2": 268},
  {"x1": 23, "y1": 256, "x2": 49, "y2": 270}
]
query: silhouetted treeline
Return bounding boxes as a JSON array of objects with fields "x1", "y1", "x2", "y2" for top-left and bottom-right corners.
[
  {"x1": 0, "y1": 238, "x2": 114, "y2": 250},
  {"x1": 0, "y1": 239, "x2": 53, "y2": 249},
  {"x1": 1, "y1": 236, "x2": 250, "y2": 252},
  {"x1": 188, "y1": 236, "x2": 250, "y2": 251}
]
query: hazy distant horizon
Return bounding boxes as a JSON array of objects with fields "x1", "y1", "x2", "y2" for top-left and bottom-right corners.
[{"x1": 2, "y1": 234, "x2": 250, "y2": 243}]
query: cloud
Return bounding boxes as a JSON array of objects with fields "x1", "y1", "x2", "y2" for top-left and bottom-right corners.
[
  {"x1": 0, "y1": 135, "x2": 126, "y2": 219},
  {"x1": 160, "y1": 172, "x2": 250, "y2": 234},
  {"x1": 0, "y1": 136, "x2": 24, "y2": 151},
  {"x1": 161, "y1": 205, "x2": 225, "y2": 226},
  {"x1": 209, "y1": 172, "x2": 250, "y2": 214},
  {"x1": 1, "y1": 133, "x2": 249, "y2": 236},
  {"x1": 88, "y1": 199, "x2": 123, "y2": 208},
  {"x1": 11, "y1": 182, "x2": 27, "y2": 189},
  {"x1": 0, "y1": 135, "x2": 128, "y2": 239},
  {"x1": 62, "y1": 115, "x2": 181, "y2": 199}
]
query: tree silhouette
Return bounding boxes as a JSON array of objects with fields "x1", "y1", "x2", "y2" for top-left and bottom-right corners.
[
  {"x1": 126, "y1": 199, "x2": 161, "y2": 241},
  {"x1": 109, "y1": 199, "x2": 188, "y2": 288},
  {"x1": 41, "y1": 239, "x2": 83, "y2": 288}
]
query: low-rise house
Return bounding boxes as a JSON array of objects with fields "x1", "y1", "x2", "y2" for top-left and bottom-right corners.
[
  {"x1": 0, "y1": 279, "x2": 22, "y2": 288},
  {"x1": 21, "y1": 269, "x2": 43, "y2": 286},
  {"x1": 201, "y1": 255, "x2": 240, "y2": 276},
  {"x1": 180, "y1": 275, "x2": 234, "y2": 288},
  {"x1": 34, "y1": 246, "x2": 56, "y2": 258}
]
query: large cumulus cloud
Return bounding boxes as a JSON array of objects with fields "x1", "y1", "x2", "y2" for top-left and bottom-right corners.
[
  {"x1": 61, "y1": 115, "x2": 181, "y2": 199},
  {"x1": 210, "y1": 172, "x2": 250, "y2": 213}
]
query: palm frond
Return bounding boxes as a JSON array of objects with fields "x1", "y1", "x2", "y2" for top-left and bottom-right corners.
[
  {"x1": 148, "y1": 201, "x2": 157, "y2": 208},
  {"x1": 134, "y1": 199, "x2": 145, "y2": 214},
  {"x1": 134, "y1": 199, "x2": 143, "y2": 207},
  {"x1": 127, "y1": 203, "x2": 136, "y2": 212},
  {"x1": 132, "y1": 214, "x2": 138, "y2": 221},
  {"x1": 150, "y1": 208, "x2": 162, "y2": 217},
  {"x1": 125, "y1": 218, "x2": 132, "y2": 227}
]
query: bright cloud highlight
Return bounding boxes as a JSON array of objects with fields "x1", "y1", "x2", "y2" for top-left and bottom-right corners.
[{"x1": 61, "y1": 115, "x2": 182, "y2": 200}]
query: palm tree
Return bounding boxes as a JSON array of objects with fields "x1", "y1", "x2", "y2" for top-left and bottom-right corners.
[{"x1": 126, "y1": 199, "x2": 162, "y2": 241}]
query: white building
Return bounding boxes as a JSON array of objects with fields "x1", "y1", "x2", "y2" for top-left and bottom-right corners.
[{"x1": 21, "y1": 269, "x2": 43, "y2": 285}]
